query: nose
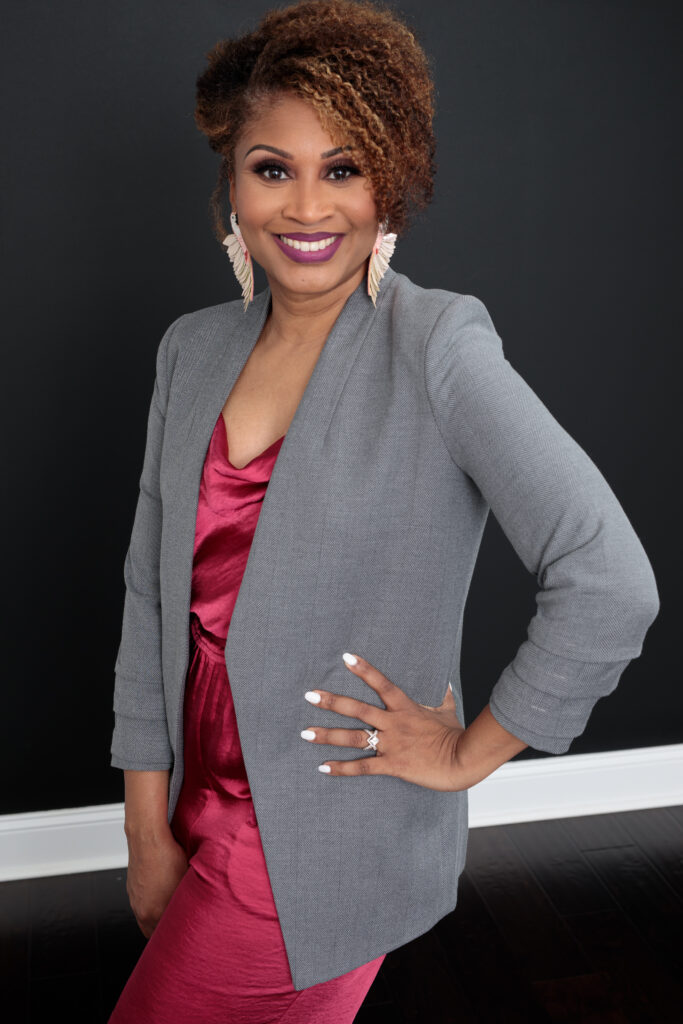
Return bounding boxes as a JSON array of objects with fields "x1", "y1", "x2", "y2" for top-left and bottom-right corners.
[{"x1": 280, "y1": 175, "x2": 336, "y2": 225}]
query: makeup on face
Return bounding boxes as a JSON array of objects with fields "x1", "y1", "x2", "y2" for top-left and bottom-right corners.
[{"x1": 234, "y1": 101, "x2": 376, "y2": 273}]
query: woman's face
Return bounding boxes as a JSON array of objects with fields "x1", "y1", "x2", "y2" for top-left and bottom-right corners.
[{"x1": 229, "y1": 93, "x2": 379, "y2": 299}]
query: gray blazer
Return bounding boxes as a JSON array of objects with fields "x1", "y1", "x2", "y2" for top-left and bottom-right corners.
[{"x1": 110, "y1": 265, "x2": 659, "y2": 989}]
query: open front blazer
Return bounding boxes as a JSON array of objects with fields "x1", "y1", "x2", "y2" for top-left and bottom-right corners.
[{"x1": 110, "y1": 265, "x2": 659, "y2": 989}]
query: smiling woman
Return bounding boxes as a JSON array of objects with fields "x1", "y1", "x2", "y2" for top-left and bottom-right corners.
[
  {"x1": 109, "y1": 4, "x2": 445, "y2": 1020},
  {"x1": 108, "y1": 0, "x2": 660, "y2": 1021}
]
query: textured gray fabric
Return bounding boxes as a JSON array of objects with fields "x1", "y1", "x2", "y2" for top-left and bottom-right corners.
[{"x1": 110, "y1": 265, "x2": 659, "y2": 989}]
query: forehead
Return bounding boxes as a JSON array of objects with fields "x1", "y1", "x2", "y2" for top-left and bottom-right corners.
[{"x1": 238, "y1": 94, "x2": 352, "y2": 155}]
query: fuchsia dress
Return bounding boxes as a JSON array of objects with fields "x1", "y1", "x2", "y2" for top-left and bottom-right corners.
[{"x1": 108, "y1": 411, "x2": 386, "y2": 1023}]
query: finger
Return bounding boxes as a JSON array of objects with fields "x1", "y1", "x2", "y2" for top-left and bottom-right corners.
[
  {"x1": 318, "y1": 753, "x2": 382, "y2": 776},
  {"x1": 305, "y1": 689, "x2": 389, "y2": 725},
  {"x1": 301, "y1": 726, "x2": 375, "y2": 749},
  {"x1": 341, "y1": 652, "x2": 413, "y2": 708}
]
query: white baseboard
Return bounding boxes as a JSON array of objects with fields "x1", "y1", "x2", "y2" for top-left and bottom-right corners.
[{"x1": 1, "y1": 744, "x2": 681, "y2": 882}]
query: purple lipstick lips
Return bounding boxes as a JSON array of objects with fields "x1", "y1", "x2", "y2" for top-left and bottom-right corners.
[{"x1": 273, "y1": 231, "x2": 344, "y2": 263}]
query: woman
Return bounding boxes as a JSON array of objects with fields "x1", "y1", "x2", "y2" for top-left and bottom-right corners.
[{"x1": 108, "y1": 1, "x2": 660, "y2": 1021}]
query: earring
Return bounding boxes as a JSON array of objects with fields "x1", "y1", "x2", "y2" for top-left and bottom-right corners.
[
  {"x1": 367, "y1": 218, "x2": 398, "y2": 307},
  {"x1": 222, "y1": 210, "x2": 254, "y2": 312}
]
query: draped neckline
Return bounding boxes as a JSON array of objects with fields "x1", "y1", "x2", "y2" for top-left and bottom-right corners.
[{"x1": 218, "y1": 412, "x2": 286, "y2": 471}]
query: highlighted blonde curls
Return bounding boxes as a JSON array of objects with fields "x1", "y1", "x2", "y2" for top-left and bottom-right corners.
[{"x1": 194, "y1": 0, "x2": 437, "y2": 243}]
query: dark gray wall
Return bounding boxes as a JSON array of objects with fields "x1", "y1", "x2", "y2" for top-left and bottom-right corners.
[{"x1": 1, "y1": 0, "x2": 679, "y2": 815}]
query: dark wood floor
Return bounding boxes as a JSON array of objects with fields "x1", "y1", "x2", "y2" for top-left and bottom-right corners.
[{"x1": 1, "y1": 806, "x2": 681, "y2": 1022}]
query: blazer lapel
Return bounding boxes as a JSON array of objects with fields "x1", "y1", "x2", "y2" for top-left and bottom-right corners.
[{"x1": 216, "y1": 271, "x2": 394, "y2": 761}]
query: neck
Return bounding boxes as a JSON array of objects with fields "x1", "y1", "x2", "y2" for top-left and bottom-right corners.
[{"x1": 260, "y1": 260, "x2": 368, "y2": 351}]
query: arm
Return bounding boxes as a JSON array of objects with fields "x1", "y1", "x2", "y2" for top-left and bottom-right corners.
[
  {"x1": 123, "y1": 769, "x2": 171, "y2": 840},
  {"x1": 455, "y1": 704, "x2": 529, "y2": 778},
  {"x1": 425, "y1": 295, "x2": 660, "y2": 756},
  {"x1": 110, "y1": 314, "x2": 186, "y2": 775}
]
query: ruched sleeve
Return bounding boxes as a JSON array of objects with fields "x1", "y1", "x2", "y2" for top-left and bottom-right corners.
[
  {"x1": 110, "y1": 314, "x2": 186, "y2": 770},
  {"x1": 424, "y1": 295, "x2": 660, "y2": 754}
]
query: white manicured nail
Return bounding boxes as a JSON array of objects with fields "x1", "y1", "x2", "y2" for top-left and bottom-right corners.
[
  {"x1": 301, "y1": 730, "x2": 316, "y2": 740},
  {"x1": 342, "y1": 652, "x2": 358, "y2": 665},
  {"x1": 318, "y1": 764, "x2": 331, "y2": 773},
  {"x1": 305, "y1": 691, "x2": 321, "y2": 704}
]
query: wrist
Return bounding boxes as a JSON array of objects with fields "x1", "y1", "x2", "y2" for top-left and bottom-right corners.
[
  {"x1": 124, "y1": 817, "x2": 173, "y2": 845},
  {"x1": 455, "y1": 703, "x2": 529, "y2": 778}
]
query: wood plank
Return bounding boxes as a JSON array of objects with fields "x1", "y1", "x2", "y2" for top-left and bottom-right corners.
[
  {"x1": 0, "y1": 876, "x2": 30, "y2": 980},
  {"x1": 28, "y1": 872, "x2": 98, "y2": 979},
  {"x1": 557, "y1": 813, "x2": 634, "y2": 852},
  {"x1": 92, "y1": 868, "x2": 146, "y2": 1019},
  {"x1": 465, "y1": 826, "x2": 590, "y2": 982},
  {"x1": 561, "y1": 908, "x2": 683, "y2": 1021},
  {"x1": 379, "y1": 924, "x2": 477, "y2": 1023},
  {"x1": 435, "y1": 871, "x2": 553, "y2": 1021},
  {"x1": 532, "y1": 970, "x2": 623, "y2": 1024},
  {"x1": 504, "y1": 819, "x2": 615, "y2": 916},
  {"x1": 29, "y1": 970, "x2": 102, "y2": 1022},
  {"x1": 615, "y1": 808, "x2": 683, "y2": 901},
  {"x1": 580, "y1": 844, "x2": 683, "y2": 979},
  {"x1": 663, "y1": 806, "x2": 683, "y2": 831}
]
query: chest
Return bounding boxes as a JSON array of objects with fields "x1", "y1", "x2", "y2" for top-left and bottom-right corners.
[
  {"x1": 160, "y1": 291, "x2": 472, "y2": 548},
  {"x1": 221, "y1": 336, "x2": 326, "y2": 470}
]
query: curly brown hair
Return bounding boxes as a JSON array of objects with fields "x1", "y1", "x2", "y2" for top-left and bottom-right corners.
[{"x1": 194, "y1": 0, "x2": 437, "y2": 244}]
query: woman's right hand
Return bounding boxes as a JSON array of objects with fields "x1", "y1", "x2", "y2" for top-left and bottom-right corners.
[{"x1": 126, "y1": 827, "x2": 189, "y2": 939}]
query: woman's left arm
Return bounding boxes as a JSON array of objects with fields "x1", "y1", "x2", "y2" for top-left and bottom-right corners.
[
  {"x1": 301, "y1": 294, "x2": 660, "y2": 788},
  {"x1": 424, "y1": 293, "x2": 661, "y2": 756}
]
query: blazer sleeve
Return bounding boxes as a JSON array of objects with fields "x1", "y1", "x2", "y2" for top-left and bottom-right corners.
[
  {"x1": 110, "y1": 314, "x2": 186, "y2": 771},
  {"x1": 424, "y1": 295, "x2": 660, "y2": 754}
]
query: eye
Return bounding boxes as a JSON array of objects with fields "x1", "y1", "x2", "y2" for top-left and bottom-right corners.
[
  {"x1": 250, "y1": 160, "x2": 361, "y2": 182},
  {"x1": 326, "y1": 161, "x2": 361, "y2": 182},
  {"x1": 252, "y1": 160, "x2": 289, "y2": 181}
]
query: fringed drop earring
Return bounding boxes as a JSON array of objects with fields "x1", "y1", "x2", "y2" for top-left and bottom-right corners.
[
  {"x1": 222, "y1": 210, "x2": 254, "y2": 312},
  {"x1": 367, "y1": 218, "x2": 397, "y2": 307}
]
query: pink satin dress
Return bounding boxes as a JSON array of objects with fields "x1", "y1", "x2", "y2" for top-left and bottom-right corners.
[{"x1": 108, "y1": 411, "x2": 386, "y2": 1023}]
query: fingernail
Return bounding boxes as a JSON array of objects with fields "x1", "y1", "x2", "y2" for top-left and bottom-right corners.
[
  {"x1": 318, "y1": 764, "x2": 331, "y2": 773},
  {"x1": 342, "y1": 652, "x2": 357, "y2": 666},
  {"x1": 305, "y1": 691, "x2": 321, "y2": 704},
  {"x1": 301, "y1": 729, "x2": 316, "y2": 740}
]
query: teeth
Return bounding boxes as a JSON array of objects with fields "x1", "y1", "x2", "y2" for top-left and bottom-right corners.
[{"x1": 278, "y1": 234, "x2": 338, "y2": 252}]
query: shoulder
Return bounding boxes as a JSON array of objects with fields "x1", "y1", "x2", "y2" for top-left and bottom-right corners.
[
  {"x1": 384, "y1": 272, "x2": 508, "y2": 410},
  {"x1": 155, "y1": 296, "x2": 245, "y2": 382},
  {"x1": 385, "y1": 270, "x2": 500, "y2": 356},
  {"x1": 165, "y1": 296, "x2": 244, "y2": 355}
]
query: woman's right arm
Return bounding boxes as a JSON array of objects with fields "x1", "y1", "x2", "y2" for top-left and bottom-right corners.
[
  {"x1": 110, "y1": 315, "x2": 186, "y2": 773},
  {"x1": 111, "y1": 314, "x2": 189, "y2": 934}
]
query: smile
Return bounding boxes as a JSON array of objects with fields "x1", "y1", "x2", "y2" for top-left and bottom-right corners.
[
  {"x1": 278, "y1": 234, "x2": 339, "y2": 251},
  {"x1": 272, "y1": 232, "x2": 344, "y2": 263}
]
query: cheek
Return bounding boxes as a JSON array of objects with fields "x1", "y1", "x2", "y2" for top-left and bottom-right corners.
[
  {"x1": 346, "y1": 205, "x2": 379, "y2": 242},
  {"x1": 234, "y1": 181, "x2": 277, "y2": 223},
  {"x1": 344, "y1": 181, "x2": 377, "y2": 220}
]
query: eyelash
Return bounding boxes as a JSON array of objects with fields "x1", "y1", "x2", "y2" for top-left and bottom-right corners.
[{"x1": 251, "y1": 159, "x2": 361, "y2": 182}]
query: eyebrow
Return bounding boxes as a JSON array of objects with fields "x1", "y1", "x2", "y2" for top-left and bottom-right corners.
[{"x1": 243, "y1": 144, "x2": 353, "y2": 162}]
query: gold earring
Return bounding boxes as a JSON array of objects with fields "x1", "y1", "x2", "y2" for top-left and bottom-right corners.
[
  {"x1": 367, "y1": 219, "x2": 397, "y2": 307},
  {"x1": 222, "y1": 211, "x2": 254, "y2": 312}
]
